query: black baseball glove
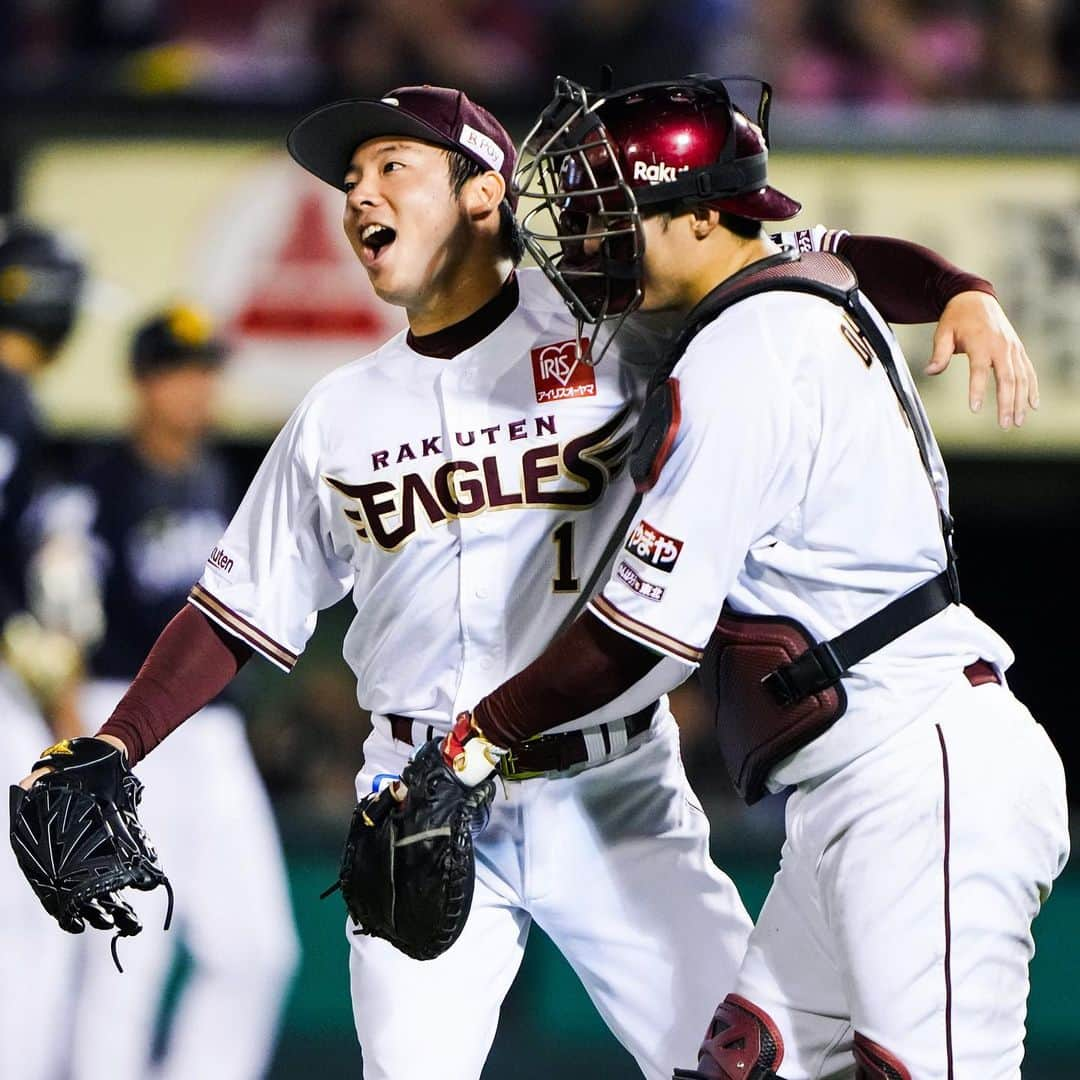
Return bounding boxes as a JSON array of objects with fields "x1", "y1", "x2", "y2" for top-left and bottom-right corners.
[
  {"x1": 9, "y1": 737, "x2": 173, "y2": 970},
  {"x1": 324, "y1": 738, "x2": 496, "y2": 961}
]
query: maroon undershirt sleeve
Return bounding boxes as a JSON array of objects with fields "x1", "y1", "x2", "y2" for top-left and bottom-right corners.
[
  {"x1": 837, "y1": 234, "x2": 996, "y2": 324},
  {"x1": 97, "y1": 604, "x2": 253, "y2": 765},
  {"x1": 473, "y1": 611, "x2": 660, "y2": 747}
]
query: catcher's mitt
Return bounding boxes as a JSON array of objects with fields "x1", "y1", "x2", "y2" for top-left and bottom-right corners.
[
  {"x1": 9, "y1": 737, "x2": 173, "y2": 970},
  {"x1": 324, "y1": 738, "x2": 496, "y2": 961}
]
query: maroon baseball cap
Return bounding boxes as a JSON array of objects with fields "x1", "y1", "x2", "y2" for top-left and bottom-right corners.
[{"x1": 287, "y1": 85, "x2": 517, "y2": 204}]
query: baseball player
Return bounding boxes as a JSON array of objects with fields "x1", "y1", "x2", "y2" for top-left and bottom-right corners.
[
  {"x1": 15, "y1": 86, "x2": 1040, "y2": 1079},
  {"x1": 449, "y1": 76, "x2": 1070, "y2": 1078},
  {"x1": 0, "y1": 218, "x2": 87, "y2": 1080},
  {"x1": 50, "y1": 305, "x2": 299, "y2": 1080}
]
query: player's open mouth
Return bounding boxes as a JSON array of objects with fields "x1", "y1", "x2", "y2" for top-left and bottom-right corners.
[{"x1": 360, "y1": 223, "x2": 396, "y2": 264}]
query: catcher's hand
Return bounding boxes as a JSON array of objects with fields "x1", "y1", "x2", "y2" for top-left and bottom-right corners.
[
  {"x1": 9, "y1": 737, "x2": 173, "y2": 970},
  {"x1": 926, "y1": 290, "x2": 1038, "y2": 429},
  {"x1": 325, "y1": 737, "x2": 496, "y2": 961}
]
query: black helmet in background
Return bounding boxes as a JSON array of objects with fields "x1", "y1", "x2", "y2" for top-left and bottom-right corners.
[{"x1": 0, "y1": 219, "x2": 86, "y2": 355}]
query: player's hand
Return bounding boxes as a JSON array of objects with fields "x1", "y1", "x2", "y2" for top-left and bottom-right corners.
[
  {"x1": 18, "y1": 732, "x2": 128, "y2": 790},
  {"x1": 18, "y1": 766, "x2": 53, "y2": 791},
  {"x1": 440, "y1": 710, "x2": 507, "y2": 787},
  {"x1": 925, "y1": 291, "x2": 1038, "y2": 430}
]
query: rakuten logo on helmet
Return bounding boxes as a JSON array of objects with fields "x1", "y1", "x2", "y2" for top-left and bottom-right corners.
[
  {"x1": 531, "y1": 339, "x2": 596, "y2": 403},
  {"x1": 632, "y1": 161, "x2": 689, "y2": 185}
]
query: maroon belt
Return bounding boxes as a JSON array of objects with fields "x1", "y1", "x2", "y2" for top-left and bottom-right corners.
[
  {"x1": 388, "y1": 716, "x2": 436, "y2": 746},
  {"x1": 387, "y1": 704, "x2": 657, "y2": 779},
  {"x1": 963, "y1": 658, "x2": 999, "y2": 688}
]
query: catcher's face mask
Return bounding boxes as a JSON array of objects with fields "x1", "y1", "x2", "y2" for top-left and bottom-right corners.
[{"x1": 512, "y1": 75, "x2": 800, "y2": 364}]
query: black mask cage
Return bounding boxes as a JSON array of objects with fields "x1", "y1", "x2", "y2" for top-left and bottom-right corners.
[
  {"x1": 512, "y1": 74, "x2": 775, "y2": 365},
  {"x1": 512, "y1": 77, "x2": 643, "y2": 365}
]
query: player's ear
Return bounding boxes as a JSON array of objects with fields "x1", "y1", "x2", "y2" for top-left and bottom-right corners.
[
  {"x1": 462, "y1": 170, "x2": 506, "y2": 221},
  {"x1": 691, "y1": 207, "x2": 721, "y2": 240}
]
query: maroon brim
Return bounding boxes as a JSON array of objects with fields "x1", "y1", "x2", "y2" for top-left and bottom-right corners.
[
  {"x1": 712, "y1": 185, "x2": 802, "y2": 223},
  {"x1": 287, "y1": 99, "x2": 461, "y2": 191}
]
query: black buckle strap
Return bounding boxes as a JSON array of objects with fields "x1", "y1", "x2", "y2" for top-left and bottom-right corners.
[
  {"x1": 762, "y1": 640, "x2": 845, "y2": 707},
  {"x1": 762, "y1": 571, "x2": 954, "y2": 706},
  {"x1": 842, "y1": 291, "x2": 960, "y2": 605}
]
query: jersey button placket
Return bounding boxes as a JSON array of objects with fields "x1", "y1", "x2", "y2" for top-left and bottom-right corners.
[
  {"x1": 445, "y1": 353, "x2": 501, "y2": 704},
  {"x1": 458, "y1": 503, "x2": 502, "y2": 695}
]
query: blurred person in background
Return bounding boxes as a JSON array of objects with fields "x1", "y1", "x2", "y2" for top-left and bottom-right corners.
[
  {"x1": 52, "y1": 304, "x2": 299, "y2": 1080},
  {"x1": 0, "y1": 217, "x2": 87, "y2": 1080}
]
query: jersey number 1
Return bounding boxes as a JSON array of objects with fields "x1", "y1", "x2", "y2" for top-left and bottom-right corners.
[{"x1": 552, "y1": 522, "x2": 580, "y2": 593}]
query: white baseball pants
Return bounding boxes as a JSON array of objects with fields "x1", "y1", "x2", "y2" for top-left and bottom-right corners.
[
  {"x1": 348, "y1": 709, "x2": 754, "y2": 1080},
  {"x1": 732, "y1": 675, "x2": 1070, "y2": 1079}
]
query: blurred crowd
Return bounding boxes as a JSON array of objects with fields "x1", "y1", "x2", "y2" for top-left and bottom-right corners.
[{"x1": 4, "y1": 0, "x2": 1079, "y2": 108}]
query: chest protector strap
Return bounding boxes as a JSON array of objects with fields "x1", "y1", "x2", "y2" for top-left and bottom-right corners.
[{"x1": 636, "y1": 249, "x2": 960, "y2": 803}]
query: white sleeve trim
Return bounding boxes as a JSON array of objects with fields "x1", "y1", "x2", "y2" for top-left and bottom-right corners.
[
  {"x1": 188, "y1": 583, "x2": 298, "y2": 673},
  {"x1": 589, "y1": 594, "x2": 703, "y2": 665}
]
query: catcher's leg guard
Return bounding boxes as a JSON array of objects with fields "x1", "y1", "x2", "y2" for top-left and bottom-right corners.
[
  {"x1": 672, "y1": 993, "x2": 784, "y2": 1080},
  {"x1": 853, "y1": 1032, "x2": 911, "y2": 1080}
]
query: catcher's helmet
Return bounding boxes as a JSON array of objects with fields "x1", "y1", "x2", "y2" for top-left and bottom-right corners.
[
  {"x1": 0, "y1": 219, "x2": 86, "y2": 354},
  {"x1": 513, "y1": 75, "x2": 801, "y2": 360}
]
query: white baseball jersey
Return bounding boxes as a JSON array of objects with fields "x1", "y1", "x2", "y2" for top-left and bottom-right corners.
[
  {"x1": 190, "y1": 268, "x2": 669, "y2": 729},
  {"x1": 589, "y1": 284, "x2": 1013, "y2": 787}
]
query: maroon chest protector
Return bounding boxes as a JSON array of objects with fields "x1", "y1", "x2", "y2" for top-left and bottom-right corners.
[{"x1": 629, "y1": 249, "x2": 960, "y2": 804}]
